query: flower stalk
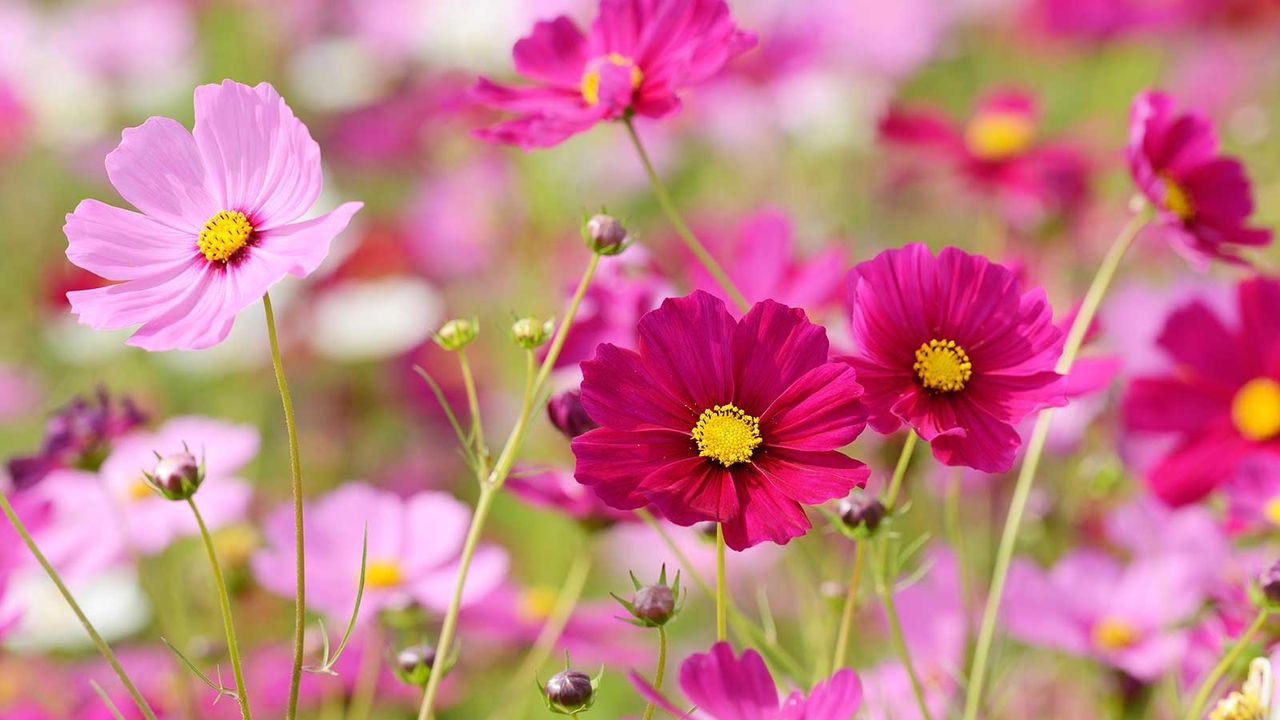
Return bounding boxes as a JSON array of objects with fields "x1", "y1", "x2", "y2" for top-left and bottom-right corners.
[
  {"x1": 641, "y1": 625, "x2": 669, "y2": 720},
  {"x1": 1185, "y1": 610, "x2": 1271, "y2": 720},
  {"x1": 187, "y1": 496, "x2": 252, "y2": 720}
]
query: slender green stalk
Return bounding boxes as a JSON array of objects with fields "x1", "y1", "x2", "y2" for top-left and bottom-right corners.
[
  {"x1": 830, "y1": 540, "x2": 864, "y2": 672},
  {"x1": 415, "y1": 253, "x2": 602, "y2": 720},
  {"x1": 457, "y1": 348, "x2": 488, "y2": 475},
  {"x1": 641, "y1": 626, "x2": 669, "y2": 720},
  {"x1": 623, "y1": 118, "x2": 749, "y2": 312},
  {"x1": 715, "y1": 523, "x2": 728, "y2": 641},
  {"x1": 263, "y1": 292, "x2": 307, "y2": 720},
  {"x1": 345, "y1": 628, "x2": 381, "y2": 720},
  {"x1": 880, "y1": 564, "x2": 934, "y2": 720},
  {"x1": 961, "y1": 207, "x2": 1152, "y2": 720},
  {"x1": 1185, "y1": 610, "x2": 1270, "y2": 720},
  {"x1": 0, "y1": 492, "x2": 158, "y2": 720},
  {"x1": 884, "y1": 432, "x2": 918, "y2": 509},
  {"x1": 186, "y1": 497, "x2": 252, "y2": 720}
]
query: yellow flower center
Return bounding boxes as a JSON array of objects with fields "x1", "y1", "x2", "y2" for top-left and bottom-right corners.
[
  {"x1": 1091, "y1": 617, "x2": 1139, "y2": 651},
  {"x1": 914, "y1": 339, "x2": 973, "y2": 393},
  {"x1": 128, "y1": 477, "x2": 155, "y2": 501},
  {"x1": 580, "y1": 53, "x2": 643, "y2": 107},
  {"x1": 692, "y1": 403, "x2": 762, "y2": 467},
  {"x1": 198, "y1": 210, "x2": 254, "y2": 263},
  {"x1": 364, "y1": 560, "x2": 403, "y2": 588},
  {"x1": 518, "y1": 585, "x2": 558, "y2": 622},
  {"x1": 1211, "y1": 692, "x2": 1266, "y2": 720},
  {"x1": 1161, "y1": 172, "x2": 1196, "y2": 221},
  {"x1": 964, "y1": 111, "x2": 1035, "y2": 161},
  {"x1": 1232, "y1": 378, "x2": 1280, "y2": 441}
]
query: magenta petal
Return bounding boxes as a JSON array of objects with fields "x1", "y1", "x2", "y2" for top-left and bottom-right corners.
[
  {"x1": 627, "y1": 670, "x2": 692, "y2": 719},
  {"x1": 641, "y1": 455, "x2": 737, "y2": 526},
  {"x1": 754, "y1": 448, "x2": 868, "y2": 505},
  {"x1": 637, "y1": 290, "x2": 737, "y2": 410},
  {"x1": 965, "y1": 370, "x2": 1066, "y2": 424},
  {"x1": 720, "y1": 465, "x2": 811, "y2": 550},
  {"x1": 761, "y1": 364, "x2": 867, "y2": 451},
  {"x1": 64, "y1": 199, "x2": 195, "y2": 280},
  {"x1": 679, "y1": 642, "x2": 780, "y2": 719},
  {"x1": 580, "y1": 344, "x2": 696, "y2": 432},
  {"x1": 105, "y1": 116, "x2": 216, "y2": 230},
  {"x1": 1146, "y1": 430, "x2": 1251, "y2": 506},
  {"x1": 1122, "y1": 376, "x2": 1230, "y2": 434},
  {"x1": 1239, "y1": 277, "x2": 1280, "y2": 359},
  {"x1": 928, "y1": 400, "x2": 1021, "y2": 473},
  {"x1": 780, "y1": 668, "x2": 863, "y2": 719},
  {"x1": 841, "y1": 357, "x2": 912, "y2": 435},
  {"x1": 571, "y1": 427, "x2": 692, "y2": 510},
  {"x1": 594, "y1": 0, "x2": 644, "y2": 58},
  {"x1": 731, "y1": 299, "x2": 829, "y2": 415},
  {"x1": 252, "y1": 201, "x2": 362, "y2": 278},
  {"x1": 512, "y1": 17, "x2": 589, "y2": 87},
  {"x1": 1156, "y1": 300, "x2": 1251, "y2": 382}
]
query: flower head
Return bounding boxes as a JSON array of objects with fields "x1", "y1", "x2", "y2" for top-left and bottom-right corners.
[
  {"x1": 843, "y1": 244, "x2": 1066, "y2": 472},
  {"x1": 473, "y1": 0, "x2": 756, "y2": 148},
  {"x1": 1127, "y1": 90, "x2": 1272, "y2": 265},
  {"x1": 572, "y1": 291, "x2": 869, "y2": 550},
  {"x1": 6, "y1": 387, "x2": 145, "y2": 490},
  {"x1": 64, "y1": 79, "x2": 362, "y2": 351}
]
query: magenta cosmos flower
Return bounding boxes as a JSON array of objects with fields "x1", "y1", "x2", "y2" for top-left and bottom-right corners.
[
  {"x1": 572, "y1": 291, "x2": 869, "y2": 550},
  {"x1": 632, "y1": 641, "x2": 862, "y2": 719},
  {"x1": 843, "y1": 244, "x2": 1066, "y2": 472},
  {"x1": 64, "y1": 79, "x2": 363, "y2": 351},
  {"x1": 1122, "y1": 276, "x2": 1280, "y2": 505},
  {"x1": 1127, "y1": 90, "x2": 1272, "y2": 265},
  {"x1": 473, "y1": 0, "x2": 756, "y2": 149}
]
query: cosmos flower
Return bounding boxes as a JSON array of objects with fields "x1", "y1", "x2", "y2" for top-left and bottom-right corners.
[
  {"x1": 506, "y1": 468, "x2": 635, "y2": 527},
  {"x1": 472, "y1": 0, "x2": 756, "y2": 149},
  {"x1": 879, "y1": 89, "x2": 1091, "y2": 232},
  {"x1": 843, "y1": 243, "x2": 1066, "y2": 473},
  {"x1": 572, "y1": 291, "x2": 869, "y2": 550},
  {"x1": 1003, "y1": 549, "x2": 1202, "y2": 681},
  {"x1": 252, "y1": 482, "x2": 507, "y2": 619},
  {"x1": 5, "y1": 387, "x2": 146, "y2": 491},
  {"x1": 1122, "y1": 276, "x2": 1280, "y2": 505},
  {"x1": 631, "y1": 641, "x2": 862, "y2": 719},
  {"x1": 63, "y1": 79, "x2": 363, "y2": 351},
  {"x1": 1127, "y1": 90, "x2": 1272, "y2": 265}
]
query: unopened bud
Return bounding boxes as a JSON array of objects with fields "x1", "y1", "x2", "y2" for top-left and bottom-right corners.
[
  {"x1": 547, "y1": 390, "x2": 598, "y2": 439},
  {"x1": 435, "y1": 318, "x2": 478, "y2": 351},
  {"x1": 583, "y1": 214, "x2": 628, "y2": 255},
  {"x1": 1259, "y1": 560, "x2": 1280, "y2": 606},
  {"x1": 633, "y1": 584, "x2": 676, "y2": 625},
  {"x1": 512, "y1": 316, "x2": 554, "y2": 349},
  {"x1": 543, "y1": 669, "x2": 596, "y2": 714},
  {"x1": 394, "y1": 644, "x2": 437, "y2": 687},
  {"x1": 838, "y1": 493, "x2": 885, "y2": 534},
  {"x1": 144, "y1": 451, "x2": 203, "y2": 501}
]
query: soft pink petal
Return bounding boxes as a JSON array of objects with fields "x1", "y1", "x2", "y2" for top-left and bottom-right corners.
[
  {"x1": 251, "y1": 201, "x2": 362, "y2": 278},
  {"x1": 105, "y1": 116, "x2": 216, "y2": 230},
  {"x1": 64, "y1": 199, "x2": 195, "y2": 280}
]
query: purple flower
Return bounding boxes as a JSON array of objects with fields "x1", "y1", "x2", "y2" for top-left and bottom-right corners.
[{"x1": 6, "y1": 387, "x2": 145, "y2": 491}]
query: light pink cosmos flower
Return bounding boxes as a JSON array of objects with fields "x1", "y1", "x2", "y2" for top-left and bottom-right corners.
[
  {"x1": 1224, "y1": 455, "x2": 1280, "y2": 533},
  {"x1": 1004, "y1": 549, "x2": 1203, "y2": 681},
  {"x1": 252, "y1": 482, "x2": 508, "y2": 619},
  {"x1": 473, "y1": 0, "x2": 757, "y2": 148},
  {"x1": 64, "y1": 79, "x2": 363, "y2": 351}
]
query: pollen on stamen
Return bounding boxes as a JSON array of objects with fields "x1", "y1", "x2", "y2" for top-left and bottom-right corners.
[
  {"x1": 198, "y1": 210, "x2": 254, "y2": 264},
  {"x1": 692, "y1": 403, "x2": 762, "y2": 467},
  {"x1": 913, "y1": 339, "x2": 973, "y2": 393},
  {"x1": 580, "y1": 53, "x2": 644, "y2": 107},
  {"x1": 1160, "y1": 172, "x2": 1196, "y2": 221}
]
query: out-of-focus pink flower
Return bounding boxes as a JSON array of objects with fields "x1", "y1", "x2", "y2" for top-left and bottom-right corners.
[
  {"x1": 507, "y1": 468, "x2": 636, "y2": 527},
  {"x1": 1122, "y1": 276, "x2": 1280, "y2": 505},
  {"x1": 1127, "y1": 90, "x2": 1272, "y2": 265},
  {"x1": 6, "y1": 387, "x2": 146, "y2": 491},
  {"x1": 687, "y1": 209, "x2": 846, "y2": 313},
  {"x1": 880, "y1": 89, "x2": 1091, "y2": 233},
  {"x1": 550, "y1": 251, "x2": 672, "y2": 370},
  {"x1": 1020, "y1": 0, "x2": 1192, "y2": 40},
  {"x1": 1004, "y1": 550, "x2": 1203, "y2": 681},
  {"x1": 0, "y1": 364, "x2": 37, "y2": 424},
  {"x1": 403, "y1": 157, "x2": 519, "y2": 281},
  {"x1": 64, "y1": 79, "x2": 362, "y2": 351},
  {"x1": 632, "y1": 641, "x2": 862, "y2": 718},
  {"x1": 473, "y1": 0, "x2": 757, "y2": 148},
  {"x1": 1224, "y1": 455, "x2": 1280, "y2": 532},
  {"x1": 0, "y1": 76, "x2": 29, "y2": 155},
  {"x1": 57, "y1": 0, "x2": 194, "y2": 84},
  {"x1": 252, "y1": 482, "x2": 508, "y2": 619}
]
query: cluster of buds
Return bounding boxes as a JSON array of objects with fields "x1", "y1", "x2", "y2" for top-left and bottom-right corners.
[
  {"x1": 512, "y1": 316, "x2": 554, "y2": 350},
  {"x1": 140, "y1": 446, "x2": 204, "y2": 501},
  {"x1": 540, "y1": 658, "x2": 602, "y2": 716},
  {"x1": 614, "y1": 565, "x2": 683, "y2": 628},
  {"x1": 582, "y1": 212, "x2": 630, "y2": 256},
  {"x1": 435, "y1": 318, "x2": 479, "y2": 351},
  {"x1": 837, "y1": 491, "x2": 886, "y2": 538}
]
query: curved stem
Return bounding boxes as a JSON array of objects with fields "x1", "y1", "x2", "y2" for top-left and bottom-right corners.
[
  {"x1": 623, "y1": 118, "x2": 749, "y2": 312},
  {"x1": 263, "y1": 292, "x2": 307, "y2": 720},
  {"x1": 884, "y1": 432, "x2": 918, "y2": 509},
  {"x1": 831, "y1": 540, "x2": 864, "y2": 672},
  {"x1": 415, "y1": 253, "x2": 602, "y2": 720},
  {"x1": 715, "y1": 523, "x2": 728, "y2": 642},
  {"x1": 880, "y1": 568, "x2": 934, "y2": 720},
  {"x1": 961, "y1": 207, "x2": 1151, "y2": 720},
  {"x1": 641, "y1": 626, "x2": 669, "y2": 720},
  {"x1": 1185, "y1": 611, "x2": 1270, "y2": 720},
  {"x1": 0, "y1": 493, "x2": 158, "y2": 720},
  {"x1": 187, "y1": 497, "x2": 252, "y2": 720}
]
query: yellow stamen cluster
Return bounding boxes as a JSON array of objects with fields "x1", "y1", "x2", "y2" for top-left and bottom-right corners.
[
  {"x1": 580, "y1": 52, "x2": 643, "y2": 107},
  {"x1": 914, "y1": 339, "x2": 973, "y2": 393},
  {"x1": 1091, "y1": 617, "x2": 1139, "y2": 651},
  {"x1": 692, "y1": 403, "x2": 762, "y2": 467},
  {"x1": 1161, "y1": 172, "x2": 1196, "y2": 221},
  {"x1": 1211, "y1": 657, "x2": 1272, "y2": 720},
  {"x1": 198, "y1": 210, "x2": 254, "y2": 263},
  {"x1": 1232, "y1": 377, "x2": 1280, "y2": 441},
  {"x1": 965, "y1": 111, "x2": 1035, "y2": 161},
  {"x1": 364, "y1": 560, "x2": 404, "y2": 588}
]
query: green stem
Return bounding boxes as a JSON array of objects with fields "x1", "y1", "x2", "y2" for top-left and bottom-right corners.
[
  {"x1": 961, "y1": 206, "x2": 1151, "y2": 720},
  {"x1": 884, "y1": 432, "x2": 918, "y2": 509},
  {"x1": 715, "y1": 523, "x2": 728, "y2": 641},
  {"x1": 263, "y1": 292, "x2": 307, "y2": 720},
  {"x1": 1185, "y1": 610, "x2": 1270, "y2": 720},
  {"x1": 0, "y1": 492, "x2": 158, "y2": 720},
  {"x1": 458, "y1": 348, "x2": 489, "y2": 475},
  {"x1": 186, "y1": 497, "x2": 252, "y2": 720},
  {"x1": 623, "y1": 117, "x2": 749, "y2": 312},
  {"x1": 830, "y1": 540, "x2": 864, "y2": 672},
  {"x1": 876, "y1": 547, "x2": 934, "y2": 720},
  {"x1": 641, "y1": 626, "x2": 669, "y2": 720},
  {"x1": 415, "y1": 252, "x2": 602, "y2": 720}
]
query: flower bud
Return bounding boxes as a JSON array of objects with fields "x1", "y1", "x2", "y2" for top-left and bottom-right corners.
[
  {"x1": 144, "y1": 450, "x2": 203, "y2": 501},
  {"x1": 393, "y1": 644, "x2": 437, "y2": 687},
  {"x1": 1259, "y1": 560, "x2": 1280, "y2": 606},
  {"x1": 583, "y1": 213, "x2": 628, "y2": 255},
  {"x1": 838, "y1": 492, "x2": 885, "y2": 534},
  {"x1": 547, "y1": 390, "x2": 598, "y2": 439},
  {"x1": 633, "y1": 584, "x2": 676, "y2": 625},
  {"x1": 512, "y1": 316, "x2": 554, "y2": 349},
  {"x1": 435, "y1": 318, "x2": 478, "y2": 351},
  {"x1": 543, "y1": 669, "x2": 596, "y2": 714}
]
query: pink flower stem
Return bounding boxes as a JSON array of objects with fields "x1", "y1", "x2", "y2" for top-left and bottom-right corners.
[
  {"x1": 623, "y1": 117, "x2": 750, "y2": 313},
  {"x1": 1185, "y1": 610, "x2": 1271, "y2": 720},
  {"x1": 263, "y1": 292, "x2": 307, "y2": 720},
  {"x1": 962, "y1": 203, "x2": 1153, "y2": 720},
  {"x1": 0, "y1": 491, "x2": 158, "y2": 720},
  {"x1": 187, "y1": 496, "x2": 252, "y2": 720}
]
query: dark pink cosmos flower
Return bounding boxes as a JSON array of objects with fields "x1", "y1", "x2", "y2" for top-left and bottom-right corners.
[
  {"x1": 631, "y1": 641, "x2": 862, "y2": 719},
  {"x1": 843, "y1": 244, "x2": 1067, "y2": 473},
  {"x1": 1127, "y1": 90, "x2": 1272, "y2": 265},
  {"x1": 473, "y1": 0, "x2": 756, "y2": 149},
  {"x1": 571, "y1": 291, "x2": 869, "y2": 550},
  {"x1": 879, "y1": 89, "x2": 1091, "y2": 233},
  {"x1": 507, "y1": 468, "x2": 636, "y2": 527},
  {"x1": 1122, "y1": 276, "x2": 1280, "y2": 505}
]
